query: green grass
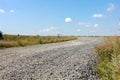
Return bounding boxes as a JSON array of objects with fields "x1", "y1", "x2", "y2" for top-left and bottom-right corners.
[
  {"x1": 95, "y1": 36, "x2": 120, "y2": 80},
  {"x1": 0, "y1": 34, "x2": 77, "y2": 48}
]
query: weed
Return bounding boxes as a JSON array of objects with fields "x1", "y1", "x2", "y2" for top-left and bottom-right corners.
[{"x1": 95, "y1": 36, "x2": 120, "y2": 80}]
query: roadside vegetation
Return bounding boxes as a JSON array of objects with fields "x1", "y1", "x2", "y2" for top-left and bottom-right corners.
[
  {"x1": 95, "y1": 36, "x2": 120, "y2": 80},
  {"x1": 0, "y1": 34, "x2": 77, "y2": 48},
  {"x1": 0, "y1": 31, "x2": 4, "y2": 40}
]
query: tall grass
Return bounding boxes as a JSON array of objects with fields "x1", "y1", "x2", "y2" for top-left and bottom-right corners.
[
  {"x1": 0, "y1": 34, "x2": 77, "y2": 48},
  {"x1": 95, "y1": 36, "x2": 120, "y2": 80}
]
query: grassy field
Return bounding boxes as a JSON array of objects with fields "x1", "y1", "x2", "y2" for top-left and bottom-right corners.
[
  {"x1": 95, "y1": 36, "x2": 120, "y2": 80},
  {"x1": 0, "y1": 34, "x2": 77, "y2": 48}
]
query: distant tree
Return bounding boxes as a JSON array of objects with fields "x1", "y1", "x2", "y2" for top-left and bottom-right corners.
[
  {"x1": 0, "y1": 31, "x2": 3, "y2": 40},
  {"x1": 18, "y1": 34, "x2": 20, "y2": 36},
  {"x1": 57, "y1": 34, "x2": 60, "y2": 38},
  {"x1": 37, "y1": 35, "x2": 39, "y2": 37}
]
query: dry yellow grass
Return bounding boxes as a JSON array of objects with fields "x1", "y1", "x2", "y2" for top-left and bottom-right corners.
[
  {"x1": 0, "y1": 34, "x2": 77, "y2": 48},
  {"x1": 95, "y1": 36, "x2": 120, "y2": 80},
  {"x1": 0, "y1": 40, "x2": 19, "y2": 48}
]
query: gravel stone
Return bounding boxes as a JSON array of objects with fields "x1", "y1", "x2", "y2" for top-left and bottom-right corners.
[{"x1": 0, "y1": 37, "x2": 104, "y2": 80}]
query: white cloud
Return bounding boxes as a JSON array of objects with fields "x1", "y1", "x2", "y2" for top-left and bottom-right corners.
[
  {"x1": 94, "y1": 24, "x2": 99, "y2": 28},
  {"x1": 85, "y1": 24, "x2": 91, "y2": 27},
  {"x1": 10, "y1": 9, "x2": 15, "y2": 13},
  {"x1": 92, "y1": 14, "x2": 104, "y2": 18},
  {"x1": 39, "y1": 27, "x2": 60, "y2": 35},
  {"x1": 107, "y1": 3, "x2": 115, "y2": 11},
  {"x1": 40, "y1": 27, "x2": 55, "y2": 33},
  {"x1": 0, "y1": 9, "x2": 5, "y2": 14},
  {"x1": 78, "y1": 22, "x2": 91, "y2": 27},
  {"x1": 118, "y1": 22, "x2": 120, "y2": 26},
  {"x1": 90, "y1": 31, "x2": 95, "y2": 33},
  {"x1": 77, "y1": 29, "x2": 81, "y2": 32},
  {"x1": 65, "y1": 17, "x2": 72, "y2": 23}
]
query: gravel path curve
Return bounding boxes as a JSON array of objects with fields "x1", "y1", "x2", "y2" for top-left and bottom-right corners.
[{"x1": 0, "y1": 37, "x2": 103, "y2": 80}]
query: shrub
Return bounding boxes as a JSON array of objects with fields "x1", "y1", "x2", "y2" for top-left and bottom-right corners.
[{"x1": 0, "y1": 31, "x2": 3, "y2": 40}]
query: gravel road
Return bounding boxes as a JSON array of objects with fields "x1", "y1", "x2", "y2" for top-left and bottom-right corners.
[{"x1": 0, "y1": 37, "x2": 103, "y2": 80}]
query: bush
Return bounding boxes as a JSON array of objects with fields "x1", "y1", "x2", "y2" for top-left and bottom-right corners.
[{"x1": 0, "y1": 31, "x2": 3, "y2": 40}]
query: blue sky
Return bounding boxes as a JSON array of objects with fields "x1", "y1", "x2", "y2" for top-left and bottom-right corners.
[{"x1": 0, "y1": 0, "x2": 120, "y2": 36}]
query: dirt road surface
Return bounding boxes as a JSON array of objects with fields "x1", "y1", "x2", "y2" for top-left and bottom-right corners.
[{"x1": 0, "y1": 37, "x2": 103, "y2": 80}]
